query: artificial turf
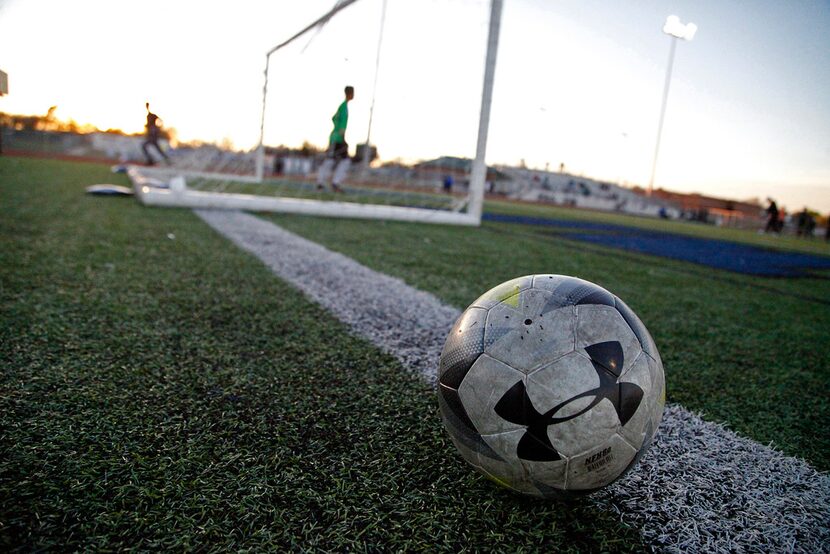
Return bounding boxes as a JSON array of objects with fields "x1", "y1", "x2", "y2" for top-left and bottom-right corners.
[
  {"x1": 1, "y1": 157, "x2": 647, "y2": 551},
  {"x1": 265, "y1": 210, "x2": 830, "y2": 472},
  {"x1": 487, "y1": 198, "x2": 830, "y2": 257}
]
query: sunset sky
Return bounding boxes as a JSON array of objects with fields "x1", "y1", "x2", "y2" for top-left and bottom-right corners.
[{"x1": 1, "y1": 0, "x2": 828, "y2": 212}]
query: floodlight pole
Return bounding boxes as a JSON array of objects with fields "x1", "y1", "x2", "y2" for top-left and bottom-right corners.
[
  {"x1": 0, "y1": 69, "x2": 7, "y2": 156},
  {"x1": 647, "y1": 36, "x2": 676, "y2": 196},
  {"x1": 648, "y1": 16, "x2": 695, "y2": 196},
  {"x1": 468, "y1": 0, "x2": 504, "y2": 223}
]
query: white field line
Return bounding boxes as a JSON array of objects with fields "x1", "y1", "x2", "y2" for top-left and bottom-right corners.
[{"x1": 196, "y1": 209, "x2": 830, "y2": 554}]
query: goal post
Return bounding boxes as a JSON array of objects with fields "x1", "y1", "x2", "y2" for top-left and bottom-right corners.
[
  {"x1": 131, "y1": 0, "x2": 503, "y2": 227},
  {"x1": 468, "y1": 0, "x2": 503, "y2": 223}
]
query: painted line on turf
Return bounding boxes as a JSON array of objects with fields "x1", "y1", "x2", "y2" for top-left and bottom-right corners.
[{"x1": 196, "y1": 209, "x2": 830, "y2": 554}]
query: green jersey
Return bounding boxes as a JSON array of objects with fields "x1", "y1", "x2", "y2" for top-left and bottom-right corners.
[{"x1": 329, "y1": 100, "x2": 349, "y2": 145}]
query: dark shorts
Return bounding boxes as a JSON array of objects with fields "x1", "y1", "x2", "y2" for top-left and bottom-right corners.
[
  {"x1": 328, "y1": 141, "x2": 349, "y2": 160},
  {"x1": 145, "y1": 130, "x2": 161, "y2": 145}
]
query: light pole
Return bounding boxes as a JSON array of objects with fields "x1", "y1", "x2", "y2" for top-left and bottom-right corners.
[
  {"x1": 0, "y1": 69, "x2": 7, "y2": 155},
  {"x1": 648, "y1": 15, "x2": 696, "y2": 195}
]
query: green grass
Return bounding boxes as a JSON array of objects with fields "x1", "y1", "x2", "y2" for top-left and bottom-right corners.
[
  {"x1": 264, "y1": 211, "x2": 830, "y2": 472},
  {"x1": 1, "y1": 157, "x2": 647, "y2": 551},
  {"x1": 4, "y1": 156, "x2": 830, "y2": 551},
  {"x1": 488, "y1": 220, "x2": 830, "y2": 303}
]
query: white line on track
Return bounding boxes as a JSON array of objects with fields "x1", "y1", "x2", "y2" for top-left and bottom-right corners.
[{"x1": 196, "y1": 209, "x2": 830, "y2": 553}]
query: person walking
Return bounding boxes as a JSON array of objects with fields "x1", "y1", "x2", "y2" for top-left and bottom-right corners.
[
  {"x1": 316, "y1": 86, "x2": 354, "y2": 192},
  {"x1": 764, "y1": 198, "x2": 780, "y2": 234},
  {"x1": 142, "y1": 102, "x2": 171, "y2": 166}
]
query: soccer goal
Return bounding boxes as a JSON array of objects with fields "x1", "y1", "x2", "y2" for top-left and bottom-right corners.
[{"x1": 131, "y1": 0, "x2": 503, "y2": 226}]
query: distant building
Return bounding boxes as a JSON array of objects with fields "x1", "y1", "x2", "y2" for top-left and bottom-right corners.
[
  {"x1": 650, "y1": 189, "x2": 762, "y2": 227},
  {"x1": 496, "y1": 166, "x2": 680, "y2": 218}
]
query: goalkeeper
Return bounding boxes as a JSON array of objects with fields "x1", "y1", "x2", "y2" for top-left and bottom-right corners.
[{"x1": 316, "y1": 85, "x2": 354, "y2": 192}]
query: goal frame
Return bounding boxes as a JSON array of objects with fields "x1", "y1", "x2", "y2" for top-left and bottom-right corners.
[{"x1": 132, "y1": 0, "x2": 503, "y2": 226}]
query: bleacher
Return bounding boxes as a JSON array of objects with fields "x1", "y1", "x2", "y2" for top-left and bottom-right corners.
[{"x1": 497, "y1": 167, "x2": 680, "y2": 218}]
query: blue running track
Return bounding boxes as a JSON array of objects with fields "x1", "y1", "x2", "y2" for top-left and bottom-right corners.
[{"x1": 483, "y1": 213, "x2": 830, "y2": 278}]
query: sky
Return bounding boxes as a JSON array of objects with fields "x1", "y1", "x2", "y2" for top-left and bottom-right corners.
[{"x1": 1, "y1": 0, "x2": 829, "y2": 212}]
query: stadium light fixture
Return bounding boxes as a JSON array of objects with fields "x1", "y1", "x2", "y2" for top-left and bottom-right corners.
[
  {"x1": 663, "y1": 15, "x2": 697, "y2": 40},
  {"x1": 648, "y1": 15, "x2": 696, "y2": 195}
]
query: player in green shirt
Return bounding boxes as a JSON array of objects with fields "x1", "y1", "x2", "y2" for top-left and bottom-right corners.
[{"x1": 317, "y1": 85, "x2": 354, "y2": 192}]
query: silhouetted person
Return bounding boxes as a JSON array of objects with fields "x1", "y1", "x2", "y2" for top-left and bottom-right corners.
[
  {"x1": 764, "y1": 198, "x2": 779, "y2": 234},
  {"x1": 806, "y1": 213, "x2": 816, "y2": 237},
  {"x1": 142, "y1": 102, "x2": 170, "y2": 166},
  {"x1": 316, "y1": 86, "x2": 354, "y2": 192},
  {"x1": 443, "y1": 174, "x2": 454, "y2": 194},
  {"x1": 796, "y1": 208, "x2": 816, "y2": 238},
  {"x1": 796, "y1": 209, "x2": 807, "y2": 236}
]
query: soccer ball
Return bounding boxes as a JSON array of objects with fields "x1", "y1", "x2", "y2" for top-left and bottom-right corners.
[{"x1": 437, "y1": 275, "x2": 665, "y2": 497}]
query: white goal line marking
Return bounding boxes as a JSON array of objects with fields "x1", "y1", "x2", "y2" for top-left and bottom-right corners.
[{"x1": 196, "y1": 209, "x2": 830, "y2": 553}]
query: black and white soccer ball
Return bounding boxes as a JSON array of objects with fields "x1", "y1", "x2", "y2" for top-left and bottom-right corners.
[{"x1": 438, "y1": 275, "x2": 665, "y2": 497}]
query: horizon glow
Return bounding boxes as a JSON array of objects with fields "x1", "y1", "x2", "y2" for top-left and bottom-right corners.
[{"x1": 0, "y1": 0, "x2": 828, "y2": 212}]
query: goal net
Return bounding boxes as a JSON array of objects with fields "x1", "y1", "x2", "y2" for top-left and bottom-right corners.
[{"x1": 130, "y1": 0, "x2": 502, "y2": 226}]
